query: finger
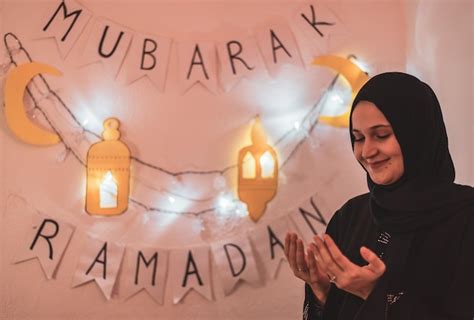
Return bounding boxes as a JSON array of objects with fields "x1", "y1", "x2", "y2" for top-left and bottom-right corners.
[
  {"x1": 360, "y1": 246, "x2": 386, "y2": 274},
  {"x1": 296, "y1": 239, "x2": 308, "y2": 271},
  {"x1": 313, "y1": 235, "x2": 343, "y2": 277},
  {"x1": 306, "y1": 247, "x2": 316, "y2": 269},
  {"x1": 309, "y1": 243, "x2": 329, "y2": 275},
  {"x1": 306, "y1": 247, "x2": 318, "y2": 278},
  {"x1": 287, "y1": 234, "x2": 298, "y2": 270},
  {"x1": 307, "y1": 247, "x2": 326, "y2": 279},
  {"x1": 323, "y1": 234, "x2": 355, "y2": 271},
  {"x1": 284, "y1": 233, "x2": 290, "y2": 258}
]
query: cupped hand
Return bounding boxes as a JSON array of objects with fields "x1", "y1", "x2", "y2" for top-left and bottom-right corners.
[
  {"x1": 284, "y1": 232, "x2": 331, "y2": 304},
  {"x1": 311, "y1": 234, "x2": 386, "y2": 300}
]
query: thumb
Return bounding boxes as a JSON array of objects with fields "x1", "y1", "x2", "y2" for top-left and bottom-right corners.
[{"x1": 360, "y1": 246, "x2": 386, "y2": 274}]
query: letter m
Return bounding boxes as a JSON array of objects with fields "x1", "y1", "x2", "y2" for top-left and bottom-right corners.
[{"x1": 43, "y1": 1, "x2": 83, "y2": 42}]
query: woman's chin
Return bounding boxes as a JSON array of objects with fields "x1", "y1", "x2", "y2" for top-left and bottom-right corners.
[{"x1": 370, "y1": 175, "x2": 392, "y2": 185}]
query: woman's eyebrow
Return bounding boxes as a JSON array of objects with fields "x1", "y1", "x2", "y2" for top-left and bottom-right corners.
[{"x1": 352, "y1": 125, "x2": 392, "y2": 133}]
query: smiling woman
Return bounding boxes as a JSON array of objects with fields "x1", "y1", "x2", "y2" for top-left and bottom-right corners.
[
  {"x1": 285, "y1": 72, "x2": 474, "y2": 320},
  {"x1": 351, "y1": 101, "x2": 404, "y2": 186}
]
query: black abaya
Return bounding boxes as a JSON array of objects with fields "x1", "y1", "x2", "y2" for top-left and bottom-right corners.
[{"x1": 303, "y1": 193, "x2": 473, "y2": 320}]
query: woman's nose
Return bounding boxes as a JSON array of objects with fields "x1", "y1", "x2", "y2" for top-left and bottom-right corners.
[{"x1": 362, "y1": 140, "x2": 378, "y2": 159}]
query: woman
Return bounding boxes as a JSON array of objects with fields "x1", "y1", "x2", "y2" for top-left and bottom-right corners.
[{"x1": 285, "y1": 72, "x2": 473, "y2": 319}]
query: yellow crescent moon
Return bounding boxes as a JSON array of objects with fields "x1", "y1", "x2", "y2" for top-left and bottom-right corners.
[
  {"x1": 312, "y1": 55, "x2": 369, "y2": 128},
  {"x1": 4, "y1": 62, "x2": 62, "y2": 145}
]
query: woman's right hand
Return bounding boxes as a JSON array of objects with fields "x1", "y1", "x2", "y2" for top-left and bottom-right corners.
[{"x1": 285, "y1": 232, "x2": 331, "y2": 305}]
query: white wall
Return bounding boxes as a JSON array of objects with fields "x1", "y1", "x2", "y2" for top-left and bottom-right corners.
[
  {"x1": 2, "y1": 0, "x2": 470, "y2": 319},
  {"x1": 404, "y1": 0, "x2": 474, "y2": 185}
]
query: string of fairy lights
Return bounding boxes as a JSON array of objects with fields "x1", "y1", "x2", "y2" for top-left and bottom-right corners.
[{"x1": 2, "y1": 32, "x2": 350, "y2": 216}]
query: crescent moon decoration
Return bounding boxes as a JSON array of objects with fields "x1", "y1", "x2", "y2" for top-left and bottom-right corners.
[
  {"x1": 4, "y1": 62, "x2": 62, "y2": 145},
  {"x1": 312, "y1": 55, "x2": 369, "y2": 128}
]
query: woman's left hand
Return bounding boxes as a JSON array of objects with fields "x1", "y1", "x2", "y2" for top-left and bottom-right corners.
[{"x1": 309, "y1": 234, "x2": 386, "y2": 300}]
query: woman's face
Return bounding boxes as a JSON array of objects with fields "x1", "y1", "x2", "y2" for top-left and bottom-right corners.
[{"x1": 351, "y1": 101, "x2": 404, "y2": 185}]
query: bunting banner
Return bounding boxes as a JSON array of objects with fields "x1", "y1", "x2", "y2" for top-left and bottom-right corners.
[
  {"x1": 292, "y1": 1, "x2": 349, "y2": 55},
  {"x1": 33, "y1": 0, "x2": 346, "y2": 94},
  {"x1": 13, "y1": 214, "x2": 74, "y2": 279},
  {"x1": 72, "y1": 235, "x2": 125, "y2": 300},
  {"x1": 119, "y1": 246, "x2": 168, "y2": 304},
  {"x1": 211, "y1": 236, "x2": 261, "y2": 295},
  {"x1": 255, "y1": 21, "x2": 304, "y2": 75},
  {"x1": 250, "y1": 216, "x2": 291, "y2": 279},
  {"x1": 80, "y1": 18, "x2": 132, "y2": 78},
  {"x1": 168, "y1": 246, "x2": 213, "y2": 304},
  {"x1": 216, "y1": 33, "x2": 264, "y2": 92},
  {"x1": 9, "y1": 192, "x2": 334, "y2": 304},
  {"x1": 118, "y1": 33, "x2": 172, "y2": 91},
  {"x1": 289, "y1": 193, "x2": 330, "y2": 244},
  {"x1": 178, "y1": 41, "x2": 218, "y2": 94},
  {"x1": 38, "y1": 0, "x2": 93, "y2": 58}
]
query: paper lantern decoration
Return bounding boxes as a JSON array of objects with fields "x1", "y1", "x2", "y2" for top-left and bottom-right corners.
[
  {"x1": 238, "y1": 117, "x2": 278, "y2": 222},
  {"x1": 86, "y1": 118, "x2": 131, "y2": 216}
]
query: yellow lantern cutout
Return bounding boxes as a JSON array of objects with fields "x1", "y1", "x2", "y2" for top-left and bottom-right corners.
[
  {"x1": 86, "y1": 118, "x2": 131, "y2": 216},
  {"x1": 238, "y1": 117, "x2": 278, "y2": 222}
]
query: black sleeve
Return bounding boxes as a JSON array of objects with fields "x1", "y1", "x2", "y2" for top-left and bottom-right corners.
[
  {"x1": 303, "y1": 283, "x2": 325, "y2": 320},
  {"x1": 442, "y1": 214, "x2": 474, "y2": 319},
  {"x1": 353, "y1": 273, "x2": 389, "y2": 320}
]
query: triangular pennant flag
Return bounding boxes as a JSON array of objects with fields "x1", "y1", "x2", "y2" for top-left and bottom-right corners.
[
  {"x1": 289, "y1": 193, "x2": 330, "y2": 244},
  {"x1": 216, "y1": 32, "x2": 264, "y2": 92},
  {"x1": 72, "y1": 235, "x2": 125, "y2": 300},
  {"x1": 169, "y1": 246, "x2": 213, "y2": 303},
  {"x1": 14, "y1": 214, "x2": 74, "y2": 279},
  {"x1": 211, "y1": 236, "x2": 261, "y2": 295},
  {"x1": 177, "y1": 41, "x2": 218, "y2": 94},
  {"x1": 119, "y1": 246, "x2": 168, "y2": 304},
  {"x1": 292, "y1": 2, "x2": 348, "y2": 56},
  {"x1": 80, "y1": 17, "x2": 133, "y2": 78},
  {"x1": 250, "y1": 216, "x2": 291, "y2": 279},
  {"x1": 255, "y1": 21, "x2": 303, "y2": 76},
  {"x1": 118, "y1": 33, "x2": 172, "y2": 91},
  {"x1": 38, "y1": 0, "x2": 92, "y2": 58}
]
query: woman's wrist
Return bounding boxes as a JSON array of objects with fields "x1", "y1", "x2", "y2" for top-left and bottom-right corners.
[{"x1": 309, "y1": 283, "x2": 328, "y2": 306}]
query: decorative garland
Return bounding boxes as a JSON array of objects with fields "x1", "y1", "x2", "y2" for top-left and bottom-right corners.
[{"x1": 2, "y1": 32, "x2": 348, "y2": 217}]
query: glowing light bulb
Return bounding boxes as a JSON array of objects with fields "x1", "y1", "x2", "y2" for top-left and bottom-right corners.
[
  {"x1": 242, "y1": 152, "x2": 256, "y2": 179},
  {"x1": 260, "y1": 151, "x2": 275, "y2": 178},
  {"x1": 234, "y1": 201, "x2": 248, "y2": 217},
  {"x1": 216, "y1": 192, "x2": 236, "y2": 215},
  {"x1": 329, "y1": 92, "x2": 344, "y2": 104},
  {"x1": 99, "y1": 171, "x2": 118, "y2": 208},
  {"x1": 350, "y1": 57, "x2": 370, "y2": 74}
]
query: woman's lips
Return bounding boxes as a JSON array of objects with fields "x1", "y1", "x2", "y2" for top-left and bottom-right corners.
[{"x1": 367, "y1": 159, "x2": 389, "y2": 170}]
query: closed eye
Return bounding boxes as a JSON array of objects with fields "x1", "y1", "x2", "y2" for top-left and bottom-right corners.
[{"x1": 376, "y1": 134, "x2": 391, "y2": 140}]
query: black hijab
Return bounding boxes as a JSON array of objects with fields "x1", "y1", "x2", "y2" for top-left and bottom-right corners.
[{"x1": 349, "y1": 72, "x2": 474, "y2": 233}]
